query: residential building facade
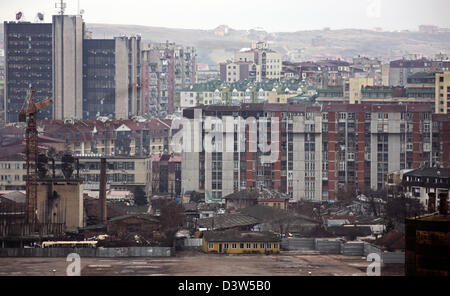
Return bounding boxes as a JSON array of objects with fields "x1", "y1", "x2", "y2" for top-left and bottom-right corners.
[
  {"x1": 435, "y1": 71, "x2": 450, "y2": 114},
  {"x1": 389, "y1": 58, "x2": 432, "y2": 87},
  {"x1": 141, "y1": 42, "x2": 197, "y2": 116},
  {"x1": 181, "y1": 103, "x2": 434, "y2": 202},
  {"x1": 231, "y1": 42, "x2": 282, "y2": 81}
]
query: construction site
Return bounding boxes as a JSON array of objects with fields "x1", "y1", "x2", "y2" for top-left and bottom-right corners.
[{"x1": 0, "y1": 88, "x2": 152, "y2": 249}]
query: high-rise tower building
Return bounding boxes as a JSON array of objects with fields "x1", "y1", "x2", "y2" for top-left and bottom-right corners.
[{"x1": 3, "y1": 22, "x2": 53, "y2": 122}]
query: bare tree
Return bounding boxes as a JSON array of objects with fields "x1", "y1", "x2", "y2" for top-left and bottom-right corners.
[
  {"x1": 336, "y1": 184, "x2": 357, "y2": 204},
  {"x1": 158, "y1": 200, "x2": 185, "y2": 247}
]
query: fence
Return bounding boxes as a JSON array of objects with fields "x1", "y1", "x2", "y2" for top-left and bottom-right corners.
[
  {"x1": 0, "y1": 223, "x2": 65, "y2": 237},
  {"x1": 0, "y1": 247, "x2": 173, "y2": 257},
  {"x1": 282, "y1": 238, "x2": 404, "y2": 263},
  {"x1": 315, "y1": 239, "x2": 342, "y2": 254},
  {"x1": 184, "y1": 238, "x2": 203, "y2": 247}
]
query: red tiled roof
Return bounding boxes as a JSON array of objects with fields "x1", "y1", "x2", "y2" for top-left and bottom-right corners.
[{"x1": 169, "y1": 154, "x2": 182, "y2": 162}]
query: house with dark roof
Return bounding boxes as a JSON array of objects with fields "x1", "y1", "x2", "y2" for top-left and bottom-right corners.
[
  {"x1": 197, "y1": 213, "x2": 260, "y2": 231},
  {"x1": 224, "y1": 189, "x2": 258, "y2": 211},
  {"x1": 0, "y1": 191, "x2": 26, "y2": 223},
  {"x1": 402, "y1": 168, "x2": 450, "y2": 208},
  {"x1": 201, "y1": 230, "x2": 280, "y2": 254},
  {"x1": 107, "y1": 214, "x2": 160, "y2": 239}
]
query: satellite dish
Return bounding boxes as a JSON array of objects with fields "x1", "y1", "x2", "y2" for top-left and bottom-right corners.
[
  {"x1": 16, "y1": 11, "x2": 23, "y2": 20},
  {"x1": 37, "y1": 12, "x2": 44, "y2": 21},
  {"x1": 79, "y1": 9, "x2": 85, "y2": 15}
]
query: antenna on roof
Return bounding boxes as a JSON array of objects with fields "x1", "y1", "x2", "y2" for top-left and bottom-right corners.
[
  {"x1": 55, "y1": 0, "x2": 66, "y2": 15},
  {"x1": 15, "y1": 11, "x2": 23, "y2": 21},
  {"x1": 35, "y1": 12, "x2": 44, "y2": 22}
]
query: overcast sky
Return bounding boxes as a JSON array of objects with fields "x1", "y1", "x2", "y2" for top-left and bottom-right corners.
[{"x1": 1, "y1": 0, "x2": 449, "y2": 32}]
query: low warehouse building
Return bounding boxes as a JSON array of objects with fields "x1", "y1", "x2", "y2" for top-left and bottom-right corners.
[{"x1": 201, "y1": 230, "x2": 280, "y2": 254}]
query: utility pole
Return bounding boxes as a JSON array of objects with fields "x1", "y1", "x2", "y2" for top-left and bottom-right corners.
[{"x1": 99, "y1": 157, "x2": 107, "y2": 224}]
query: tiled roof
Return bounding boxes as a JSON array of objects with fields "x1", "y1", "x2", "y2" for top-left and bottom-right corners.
[
  {"x1": 197, "y1": 213, "x2": 259, "y2": 230},
  {"x1": 403, "y1": 168, "x2": 450, "y2": 178},
  {"x1": 108, "y1": 214, "x2": 159, "y2": 223},
  {"x1": 0, "y1": 191, "x2": 26, "y2": 203}
]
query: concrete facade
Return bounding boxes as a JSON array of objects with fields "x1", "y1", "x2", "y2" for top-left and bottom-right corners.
[
  {"x1": 36, "y1": 180, "x2": 83, "y2": 231},
  {"x1": 435, "y1": 71, "x2": 450, "y2": 114},
  {"x1": 114, "y1": 36, "x2": 142, "y2": 119},
  {"x1": 52, "y1": 15, "x2": 84, "y2": 120}
]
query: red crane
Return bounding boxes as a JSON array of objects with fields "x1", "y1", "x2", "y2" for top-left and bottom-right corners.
[{"x1": 19, "y1": 87, "x2": 52, "y2": 225}]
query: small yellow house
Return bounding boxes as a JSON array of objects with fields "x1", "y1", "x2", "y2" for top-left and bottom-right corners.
[{"x1": 202, "y1": 230, "x2": 281, "y2": 254}]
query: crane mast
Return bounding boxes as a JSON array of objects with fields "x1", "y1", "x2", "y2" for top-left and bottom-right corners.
[{"x1": 19, "y1": 87, "x2": 52, "y2": 225}]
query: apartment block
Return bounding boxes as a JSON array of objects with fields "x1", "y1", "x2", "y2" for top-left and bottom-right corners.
[
  {"x1": 39, "y1": 118, "x2": 173, "y2": 156},
  {"x1": 232, "y1": 42, "x2": 282, "y2": 81},
  {"x1": 219, "y1": 61, "x2": 259, "y2": 82},
  {"x1": 432, "y1": 113, "x2": 450, "y2": 167},
  {"x1": 0, "y1": 154, "x2": 152, "y2": 201},
  {"x1": 281, "y1": 60, "x2": 350, "y2": 89},
  {"x1": 351, "y1": 56, "x2": 383, "y2": 86},
  {"x1": 77, "y1": 155, "x2": 152, "y2": 198},
  {"x1": 141, "y1": 42, "x2": 197, "y2": 116},
  {"x1": 435, "y1": 71, "x2": 450, "y2": 114},
  {"x1": 181, "y1": 103, "x2": 433, "y2": 202},
  {"x1": 317, "y1": 73, "x2": 437, "y2": 106},
  {"x1": 151, "y1": 153, "x2": 182, "y2": 197},
  {"x1": 389, "y1": 58, "x2": 431, "y2": 87},
  {"x1": 179, "y1": 80, "x2": 302, "y2": 109}
]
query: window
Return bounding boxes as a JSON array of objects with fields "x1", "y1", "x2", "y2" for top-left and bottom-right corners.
[
  {"x1": 267, "y1": 243, "x2": 272, "y2": 248},
  {"x1": 208, "y1": 243, "x2": 214, "y2": 249},
  {"x1": 260, "y1": 243, "x2": 265, "y2": 249},
  {"x1": 246, "y1": 243, "x2": 251, "y2": 249},
  {"x1": 232, "y1": 243, "x2": 237, "y2": 249},
  {"x1": 274, "y1": 243, "x2": 278, "y2": 249},
  {"x1": 224, "y1": 243, "x2": 229, "y2": 249},
  {"x1": 240, "y1": 243, "x2": 244, "y2": 249},
  {"x1": 253, "y1": 243, "x2": 258, "y2": 248}
]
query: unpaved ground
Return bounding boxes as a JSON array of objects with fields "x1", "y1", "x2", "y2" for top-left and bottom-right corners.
[{"x1": 0, "y1": 251, "x2": 404, "y2": 276}]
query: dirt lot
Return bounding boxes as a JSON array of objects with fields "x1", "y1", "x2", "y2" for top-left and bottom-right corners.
[{"x1": 0, "y1": 250, "x2": 404, "y2": 276}]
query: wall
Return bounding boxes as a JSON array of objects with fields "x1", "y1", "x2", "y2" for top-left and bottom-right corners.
[
  {"x1": 282, "y1": 238, "x2": 405, "y2": 263},
  {"x1": 184, "y1": 238, "x2": 203, "y2": 247},
  {"x1": 0, "y1": 247, "x2": 173, "y2": 257},
  {"x1": 36, "y1": 181, "x2": 83, "y2": 231}
]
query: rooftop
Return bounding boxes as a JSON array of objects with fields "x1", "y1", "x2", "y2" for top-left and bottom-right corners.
[
  {"x1": 403, "y1": 168, "x2": 450, "y2": 178},
  {"x1": 197, "y1": 213, "x2": 259, "y2": 230}
]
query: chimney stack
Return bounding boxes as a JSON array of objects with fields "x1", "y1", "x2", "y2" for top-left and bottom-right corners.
[
  {"x1": 439, "y1": 192, "x2": 448, "y2": 215},
  {"x1": 428, "y1": 193, "x2": 436, "y2": 213},
  {"x1": 99, "y1": 157, "x2": 107, "y2": 224}
]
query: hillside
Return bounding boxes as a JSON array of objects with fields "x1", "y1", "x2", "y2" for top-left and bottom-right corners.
[
  {"x1": 83, "y1": 24, "x2": 450, "y2": 65},
  {"x1": 1, "y1": 23, "x2": 450, "y2": 65}
]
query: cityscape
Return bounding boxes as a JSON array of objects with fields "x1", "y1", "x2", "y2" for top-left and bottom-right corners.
[{"x1": 0, "y1": 0, "x2": 448, "y2": 282}]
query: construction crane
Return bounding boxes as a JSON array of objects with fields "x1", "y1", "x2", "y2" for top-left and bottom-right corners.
[{"x1": 19, "y1": 87, "x2": 52, "y2": 225}]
